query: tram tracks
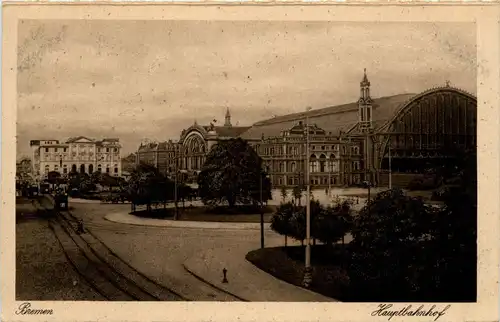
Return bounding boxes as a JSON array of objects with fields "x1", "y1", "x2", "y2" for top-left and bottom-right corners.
[{"x1": 37, "y1": 199, "x2": 186, "y2": 301}]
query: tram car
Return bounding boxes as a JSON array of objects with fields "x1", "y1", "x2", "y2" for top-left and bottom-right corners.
[
  {"x1": 39, "y1": 183, "x2": 50, "y2": 194},
  {"x1": 54, "y1": 191, "x2": 69, "y2": 211},
  {"x1": 28, "y1": 185, "x2": 39, "y2": 198}
]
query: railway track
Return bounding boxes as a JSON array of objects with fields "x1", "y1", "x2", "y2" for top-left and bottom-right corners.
[
  {"x1": 36, "y1": 198, "x2": 186, "y2": 301},
  {"x1": 35, "y1": 196, "x2": 244, "y2": 302}
]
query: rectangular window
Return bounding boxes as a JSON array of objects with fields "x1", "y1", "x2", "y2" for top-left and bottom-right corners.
[
  {"x1": 55, "y1": 148, "x2": 58, "y2": 152},
  {"x1": 106, "y1": 148, "x2": 110, "y2": 152},
  {"x1": 45, "y1": 148, "x2": 49, "y2": 152}
]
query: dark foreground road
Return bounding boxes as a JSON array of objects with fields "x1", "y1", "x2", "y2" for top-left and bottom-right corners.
[{"x1": 16, "y1": 198, "x2": 105, "y2": 300}]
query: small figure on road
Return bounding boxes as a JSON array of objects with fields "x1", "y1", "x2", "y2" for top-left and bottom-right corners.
[
  {"x1": 76, "y1": 219, "x2": 85, "y2": 235},
  {"x1": 222, "y1": 268, "x2": 228, "y2": 283}
]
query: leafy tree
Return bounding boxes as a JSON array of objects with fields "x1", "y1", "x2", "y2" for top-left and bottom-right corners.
[
  {"x1": 100, "y1": 173, "x2": 119, "y2": 192},
  {"x1": 348, "y1": 188, "x2": 435, "y2": 300},
  {"x1": 425, "y1": 149, "x2": 477, "y2": 301},
  {"x1": 286, "y1": 199, "x2": 324, "y2": 246},
  {"x1": 128, "y1": 163, "x2": 174, "y2": 212},
  {"x1": 197, "y1": 138, "x2": 272, "y2": 207},
  {"x1": 90, "y1": 172, "x2": 102, "y2": 185},
  {"x1": 349, "y1": 146, "x2": 477, "y2": 302},
  {"x1": 292, "y1": 185, "x2": 303, "y2": 206},
  {"x1": 280, "y1": 186, "x2": 288, "y2": 203},
  {"x1": 68, "y1": 171, "x2": 90, "y2": 191},
  {"x1": 47, "y1": 171, "x2": 62, "y2": 185},
  {"x1": 270, "y1": 202, "x2": 295, "y2": 247},
  {"x1": 315, "y1": 200, "x2": 353, "y2": 247}
]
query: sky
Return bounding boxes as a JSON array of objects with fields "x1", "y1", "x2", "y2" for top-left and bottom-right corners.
[{"x1": 16, "y1": 20, "x2": 476, "y2": 159}]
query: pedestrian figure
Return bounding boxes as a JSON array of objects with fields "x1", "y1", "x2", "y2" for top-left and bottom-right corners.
[
  {"x1": 76, "y1": 219, "x2": 85, "y2": 235},
  {"x1": 222, "y1": 268, "x2": 228, "y2": 283}
]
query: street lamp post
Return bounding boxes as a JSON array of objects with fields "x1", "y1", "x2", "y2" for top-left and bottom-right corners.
[
  {"x1": 303, "y1": 106, "x2": 312, "y2": 288},
  {"x1": 388, "y1": 141, "x2": 392, "y2": 190},
  {"x1": 174, "y1": 145, "x2": 179, "y2": 220},
  {"x1": 260, "y1": 172, "x2": 264, "y2": 249}
]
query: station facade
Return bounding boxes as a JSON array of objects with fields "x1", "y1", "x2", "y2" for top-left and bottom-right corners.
[{"x1": 136, "y1": 71, "x2": 477, "y2": 188}]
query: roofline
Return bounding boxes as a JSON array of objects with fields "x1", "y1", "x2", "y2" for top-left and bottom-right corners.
[
  {"x1": 253, "y1": 93, "x2": 417, "y2": 127},
  {"x1": 377, "y1": 86, "x2": 477, "y2": 132}
]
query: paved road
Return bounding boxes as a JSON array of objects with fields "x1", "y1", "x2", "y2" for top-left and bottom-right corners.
[
  {"x1": 16, "y1": 198, "x2": 105, "y2": 301},
  {"x1": 17, "y1": 198, "x2": 336, "y2": 301},
  {"x1": 68, "y1": 202, "x2": 320, "y2": 301}
]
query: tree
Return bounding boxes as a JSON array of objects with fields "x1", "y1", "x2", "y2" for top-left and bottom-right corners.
[
  {"x1": 280, "y1": 186, "x2": 288, "y2": 203},
  {"x1": 348, "y1": 146, "x2": 477, "y2": 302},
  {"x1": 270, "y1": 202, "x2": 295, "y2": 247},
  {"x1": 348, "y1": 188, "x2": 435, "y2": 300},
  {"x1": 425, "y1": 149, "x2": 477, "y2": 301},
  {"x1": 315, "y1": 200, "x2": 353, "y2": 247},
  {"x1": 90, "y1": 172, "x2": 103, "y2": 185},
  {"x1": 292, "y1": 185, "x2": 303, "y2": 206},
  {"x1": 100, "y1": 173, "x2": 119, "y2": 192},
  {"x1": 47, "y1": 171, "x2": 62, "y2": 185},
  {"x1": 197, "y1": 138, "x2": 272, "y2": 207},
  {"x1": 128, "y1": 163, "x2": 174, "y2": 213},
  {"x1": 286, "y1": 199, "x2": 324, "y2": 246}
]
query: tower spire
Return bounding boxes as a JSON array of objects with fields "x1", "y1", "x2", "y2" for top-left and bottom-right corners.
[
  {"x1": 358, "y1": 68, "x2": 373, "y2": 131},
  {"x1": 224, "y1": 107, "x2": 232, "y2": 127}
]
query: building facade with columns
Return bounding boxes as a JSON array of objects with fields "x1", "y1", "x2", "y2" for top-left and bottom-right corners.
[
  {"x1": 30, "y1": 136, "x2": 122, "y2": 182},
  {"x1": 136, "y1": 70, "x2": 477, "y2": 188}
]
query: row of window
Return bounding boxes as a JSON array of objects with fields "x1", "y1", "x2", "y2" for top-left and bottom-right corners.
[
  {"x1": 43, "y1": 164, "x2": 119, "y2": 174},
  {"x1": 43, "y1": 147, "x2": 118, "y2": 153},
  {"x1": 261, "y1": 145, "x2": 360, "y2": 156},
  {"x1": 42, "y1": 153, "x2": 118, "y2": 161},
  {"x1": 276, "y1": 177, "x2": 339, "y2": 186}
]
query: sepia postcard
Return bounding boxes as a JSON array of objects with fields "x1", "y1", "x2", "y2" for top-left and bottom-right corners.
[{"x1": 1, "y1": 2, "x2": 499, "y2": 322}]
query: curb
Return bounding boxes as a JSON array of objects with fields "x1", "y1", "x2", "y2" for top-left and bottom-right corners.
[
  {"x1": 182, "y1": 263, "x2": 248, "y2": 302},
  {"x1": 104, "y1": 213, "x2": 273, "y2": 231}
]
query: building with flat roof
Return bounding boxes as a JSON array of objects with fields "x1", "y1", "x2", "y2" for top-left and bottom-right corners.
[{"x1": 30, "y1": 136, "x2": 122, "y2": 182}]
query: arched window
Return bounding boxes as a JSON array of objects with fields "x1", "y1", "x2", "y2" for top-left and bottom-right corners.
[
  {"x1": 106, "y1": 166, "x2": 110, "y2": 174},
  {"x1": 114, "y1": 167, "x2": 118, "y2": 174},
  {"x1": 71, "y1": 164, "x2": 77, "y2": 172},
  {"x1": 310, "y1": 154, "x2": 317, "y2": 173},
  {"x1": 319, "y1": 154, "x2": 326, "y2": 172},
  {"x1": 80, "y1": 164, "x2": 85, "y2": 174},
  {"x1": 97, "y1": 164, "x2": 102, "y2": 173},
  {"x1": 290, "y1": 162, "x2": 297, "y2": 173},
  {"x1": 63, "y1": 165, "x2": 68, "y2": 174},
  {"x1": 54, "y1": 165, "x2": 59, "y2": 172},
  {"x1": 279, "y1": 162, "x2": 284, "y2": 173},
  {"x1": 329, "y1": 154, "x2": 336, "y2": 172},
  {"x1": 88, "y1": 164, "x2": 94, "y2": 174},
  {"x1": 44, "y1": 165, "x2": 50, "y2": 174}
]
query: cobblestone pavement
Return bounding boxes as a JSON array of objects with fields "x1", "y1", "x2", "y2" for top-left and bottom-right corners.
[{"x1": 16, "y1": 198, "x2": 105, "y2": 301}]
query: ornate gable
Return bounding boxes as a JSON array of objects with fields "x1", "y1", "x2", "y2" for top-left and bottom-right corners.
[{"x1": 67, "y1": 136, "x2": 95, "y2": 143}]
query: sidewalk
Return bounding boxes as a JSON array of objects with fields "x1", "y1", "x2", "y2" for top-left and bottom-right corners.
[
  {"x1": 105, "y1": 212, "x2": 272, "y2": 230},
  {"x1": 183, "y1": 244, "x2": 336, "y2": 302},
  {"x1": 69, "y1": 197, "x2": 103, "y2": 204}
]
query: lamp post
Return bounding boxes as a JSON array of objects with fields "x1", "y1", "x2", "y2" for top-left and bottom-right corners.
[
  {"x1": 303, "y1": 106, "x2": 312, "y2": 288},
  {"x1": 174, "y1": 144, "x2": 179, "y2": 220},
  {"x1": 388, "y1": 140, "x2": 392, "y2": 190},
  {"x1": 328, "y1": 159, "x2": 332, "y2": 199},
  {"x1": 259, "y1": 165, "x2": 269, "y2": 249}
]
